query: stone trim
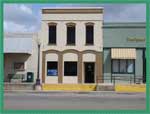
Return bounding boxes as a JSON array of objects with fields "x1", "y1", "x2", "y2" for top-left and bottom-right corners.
[
  {"x1": 85, "y1": 22, "x2": 95, "y2": 26},
  {"x1": 66, "y1": 22, "x2": 76, "y2": 27},
  {"x1": 48, "y1": 22, "x2": 57, "y2": 26}
]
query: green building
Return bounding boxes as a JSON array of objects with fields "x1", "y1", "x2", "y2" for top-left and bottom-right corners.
[{"x1": 103, "y1": 23, "x2": 146, "y2": 84}]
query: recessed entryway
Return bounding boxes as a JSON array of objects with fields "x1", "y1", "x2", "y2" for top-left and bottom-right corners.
[{"x1": 84, "y1": 62, "x2": 95, "y2": 83}]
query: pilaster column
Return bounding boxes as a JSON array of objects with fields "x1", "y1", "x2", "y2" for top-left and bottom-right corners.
[
  {"x1": 58, "y1": 53, "x2": 63, "y2": 83},
  {"x1": 78, "y1": 52, "x2": 82, "y2": 83},
  {"x1": 96, "y1": 52, "x2": 103, "y2": 83}
]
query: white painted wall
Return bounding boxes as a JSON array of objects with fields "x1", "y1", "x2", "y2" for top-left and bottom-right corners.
[
  {"x1": 63, "y1": 53, "x2": 78, "y2": 61},
  {"x1": 40, "y1": 21, "x2": 103, "y2": 52},
  {"x1": 45, "y1": 77, "x2": 58, "y2": 84},
  {"x1": 46, "y1": 53, "x2": 58, "y2": 61},
  {"x1": 39, "y1": 9, "x2": 103, "y2": 52},
  {"x1": 42, "y1": 14, "x2": 103, "y2": 21},
  {"x1": 63, "y1": 76, "x2": 78, "y2": 84},
  {"x1": 83, "y1": 53, "x2": 96, "y2": 62}
]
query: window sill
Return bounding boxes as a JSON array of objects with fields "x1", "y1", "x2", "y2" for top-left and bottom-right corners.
[
  {"x1": 47, "y1": 75, "x2": 58, "y2": 77},
  {"x1": 112, "y1": 72, "x2": 134, "y2": 74},
  {"x1": 48, "y1": 44, "x2": 57, "y2": 46},
  {"x1": 85, "y1": 44, "x2": 94, "y2": 46},
  {"x1": 14, "y1": 69, "x2": 25, "y2": 72},
  {"x1": 66, "y1": 44, "x2": 76, "y2": 46}
]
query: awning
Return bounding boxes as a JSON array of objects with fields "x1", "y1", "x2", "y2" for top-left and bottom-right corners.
[
  {"x1": 111, "y1": 48, "x2": 136, "y2": 59},
  {"x1": 4, "y1": 38, "x2": 32, "y2": 54}
]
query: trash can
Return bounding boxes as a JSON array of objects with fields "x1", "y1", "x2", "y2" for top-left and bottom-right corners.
[{"x1": 26, "y1": 72, "x2": 34, "y2": 82}]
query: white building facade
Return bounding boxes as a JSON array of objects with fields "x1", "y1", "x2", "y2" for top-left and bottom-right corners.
[{"x1": 39, "y1": 7, "x2": 104, "y2": 84}]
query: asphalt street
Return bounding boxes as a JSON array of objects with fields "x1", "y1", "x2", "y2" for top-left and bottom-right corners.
[{"x1": 4, "y1": 91, "x2": 146, "y2": 110}]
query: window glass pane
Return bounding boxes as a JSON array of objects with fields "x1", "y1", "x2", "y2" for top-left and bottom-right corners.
[
  {"x1": 64, "y1": 62, "x2": 77, "y2": 76},
  {"x1": 14, "y1": 63, "x2": 24, "y2": 71},
  {"x1": 67, "y1": 26, "x2": 75, "y2": 44},
  {"x1": 112, "y1": 60, "x2": 119, "y2": 73},
  {"x1": 86, "y1": 25, "x2": 94, "y2": 44},
  {"x1": 49, "y1": 26, "x2": 56, "y2": 44},
  {"x1": 47, "y1": 62, "x2": 58, "y2": 76},
  {"x1": 127, "y1": 60, "x2": 134, "y2": 73},
  {"x1": 120, "y1": 60, "x2": 127, "y2": 73}
]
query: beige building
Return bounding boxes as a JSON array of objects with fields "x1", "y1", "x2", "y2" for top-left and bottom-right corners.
[{"x1": 39, "y1": 7, "x2": 104, "y2": 84}]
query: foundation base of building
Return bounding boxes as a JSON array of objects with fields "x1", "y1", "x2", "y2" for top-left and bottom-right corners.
[
  {"x1": 42, "y1": 84, "x2": 116, "y2": 91},
  {"x1": 115, "y1": 84, "x2": 146, "y2": 92},
  {"x1": 42, "y1": 84, "x2": 97, "y2": 91}
]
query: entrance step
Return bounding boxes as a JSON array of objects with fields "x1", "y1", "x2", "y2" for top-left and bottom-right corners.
[
  {"x1": 42, "y1": 84, "x2": 96, "y2": 91},
  {"x1": 96, "y1": 84, "x2": 115, "y2": 91}
]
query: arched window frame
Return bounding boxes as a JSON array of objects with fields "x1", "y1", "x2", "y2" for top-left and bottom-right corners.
[
  {"x1": 85, "y1": 22, "x2": 94, "y2": 45},
  {"x1": 66, "y1": 22, "x2": 76, "y2": 45},
  {"x1": 48, "y1": 22, "x2": 57, "y2": 45}
]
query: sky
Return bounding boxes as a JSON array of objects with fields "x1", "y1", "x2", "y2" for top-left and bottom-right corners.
[{"x1": 4, "y1": 4, "x2": 146, "y2": 33}]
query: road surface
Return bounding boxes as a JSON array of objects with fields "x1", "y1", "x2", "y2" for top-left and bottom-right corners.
[{"x1": 4, "y1": 91, "x2": 146, "y2": 110}]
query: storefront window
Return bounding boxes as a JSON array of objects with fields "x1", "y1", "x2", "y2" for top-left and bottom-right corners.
[
  {"x1": 112, "y1": 60, "x2": 119, "y2": 73},
  {"x1": 14, "y1": 62, "x2": 25, "y2": 71},
  {"x1": 127, "y1": 60, "x2": 134, "y2": 73},
  {"x1": 120, "y1": 60, "x2": 127, "y2": 73},
  {"x1": 112, "y1": 59, "x2": 134, "y2": 74},
  {"x1": 64, "y1": 62, "x2": 77, "y2": 76},
  {"x1": 47, "y1": 62, "x2": 58, "y2": 76}
]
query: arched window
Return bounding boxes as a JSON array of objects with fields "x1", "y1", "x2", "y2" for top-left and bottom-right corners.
[
  {"x1": 85, "y1": 22, "x2": 94, "y2": 45},
  {"x1": 66, "y1": 22, "x2": 76, "y2": 45},
  {"x1": 48, "y1": 22, "x2": 57, "y2": 44}
]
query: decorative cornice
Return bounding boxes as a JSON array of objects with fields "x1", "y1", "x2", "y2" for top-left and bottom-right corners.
[{"x1": 42, "y1": 9, "x2": 103, "y2": 14}]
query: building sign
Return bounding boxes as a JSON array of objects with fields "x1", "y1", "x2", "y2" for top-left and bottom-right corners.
[
  {"x1": 47, "y1": 69, "x2": 58, "y2": 76},
  {"x1": 127, "y1": 37, "x2": 145, "y2": 42}
]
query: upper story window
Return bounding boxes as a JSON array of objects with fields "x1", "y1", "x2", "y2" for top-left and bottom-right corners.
[
  {"x1": 66, "y1": 23, "x2": 76, "y2": 45},
  {"x1": 85, "y1": 23, "x2": 94, "y2": 45},
  {"x1": 48, "y1": 23, "x2": 57, "y2": 45}
]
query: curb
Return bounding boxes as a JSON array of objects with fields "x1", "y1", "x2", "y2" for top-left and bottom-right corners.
[{"x1": 4, "y1": 90, "x2": 116, "y2": 94}]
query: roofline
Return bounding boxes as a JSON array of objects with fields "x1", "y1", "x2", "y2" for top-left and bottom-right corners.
[
  {"x1": 103, "y1": 22, "x2": 146, "y2": 28},
  {"x1": 42, "y1": 7, "x2": 103, "y2": 14},
  {"x1": 4, "y1": 32, "x2": 37, "y2": 35},
  {"x1": 4, "y1": 32, "x2": 38, "y2": 38}
]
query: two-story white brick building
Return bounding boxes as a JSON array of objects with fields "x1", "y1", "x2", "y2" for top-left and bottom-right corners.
[{"x1": 39, "y1": 7, "x2": 103, "y2": 84}]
